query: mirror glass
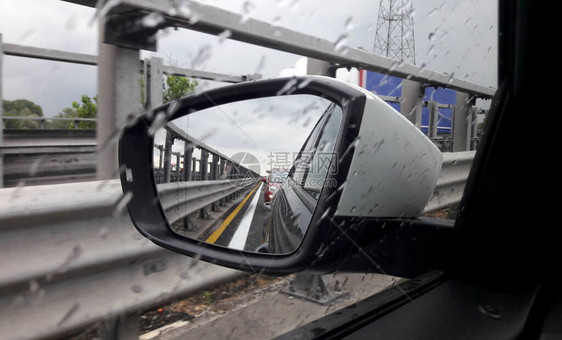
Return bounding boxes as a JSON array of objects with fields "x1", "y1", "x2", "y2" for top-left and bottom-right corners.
[{"x1": 153, "y1": 94, "x2": 342, "y2": 254}]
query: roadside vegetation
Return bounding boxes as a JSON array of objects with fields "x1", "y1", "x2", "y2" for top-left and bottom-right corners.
[{"x1": 2, "y1": 75, "x2": 197, "y2": 130}]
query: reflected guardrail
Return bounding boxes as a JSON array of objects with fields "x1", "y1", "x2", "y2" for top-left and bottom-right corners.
[{"x1": 158, "y1": 178, "x2": 257, "y2": 224}]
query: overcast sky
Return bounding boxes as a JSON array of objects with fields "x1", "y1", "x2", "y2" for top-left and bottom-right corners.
[
  {"x1": 0, "y1": 0, "x2": 497, "y2": 117},
  {"x1": 153, "y1": 94, "x2": 333, "y2": 173}
]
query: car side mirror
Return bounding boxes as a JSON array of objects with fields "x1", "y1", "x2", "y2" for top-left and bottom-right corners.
[{"x1": 119, "y1": 76, "x2": 442, "y2": 276}]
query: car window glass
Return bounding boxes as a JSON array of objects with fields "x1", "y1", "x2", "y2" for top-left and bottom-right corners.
[
  {"x1": 302, "y1": 105, "x2": 342, "y2": 198},
  {"x1": 290, "y1": 111, "x2": 329, "y2": 186},
  {"x1": 0, "y1": 0, "x2": 497, "y2": 338}
]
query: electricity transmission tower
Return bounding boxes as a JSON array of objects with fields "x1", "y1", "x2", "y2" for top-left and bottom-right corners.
[{"x1": 373, "y1": 0, "x2": 416, "y2": 65}]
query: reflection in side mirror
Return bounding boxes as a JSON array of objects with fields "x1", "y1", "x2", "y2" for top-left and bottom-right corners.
[
  {"x1": 152, "y1": 95, "x2": 341, "y2": 255},
  {"x1": 263, "y1": 202, "x2": 271, "y2": 212}
]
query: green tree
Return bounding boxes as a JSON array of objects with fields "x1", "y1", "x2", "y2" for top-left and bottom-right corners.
[
  {"x1": 2, "y1": 99, "x2": 44, "y2": 129},
  {"x1": 140, "y1": 74, "x2": 197, "y2": 107},
  {"x1": 71, "y1": 95, "x2": 97, "y2": 129},
  {"x1": 47, "y1": 107, "x2": 78, "y2": 129},
  {"x1": 51, "y1": 75, "x2": 197, "y2": 131},
  {"x1": 163, "y1": 75, "x2": 198, "y2": 103}
]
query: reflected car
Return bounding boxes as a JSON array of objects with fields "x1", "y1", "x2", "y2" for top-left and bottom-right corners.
[
  {"x1": 262, "y1": 103, "x2": 343, "y2": 254},
  {"x1": 264, "y1": 169, "x2": 289, "y2": 202}
]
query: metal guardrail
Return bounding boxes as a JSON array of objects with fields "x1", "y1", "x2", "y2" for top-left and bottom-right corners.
[
  {"x1": 0, "y1": 179, "x2": 246, "y2": 340},
  {"x1": 0, "y1": 41, "x2": 260, "y2": 84},
  {"x1": 1, "y1": 122, "x2": 261, "y2": 188},
  {"x1": 0, "y1": 151, "x2": 472, "y2": 339},
  {"x1": 1, "y1": 129, "x2": 97, "y2": 187},
  {"x1": 2, "y1": 116, "x2": 97, "y2": 130},
  {"x1": 0, "y1": 35, "x2": 262, "y2": 187},
  {"x1": 158, "y1": 178, "x2": 256, "y2": 224},
  {"x1": 423, "y1": 151, "x2": 475, "y2": 214},
  {"x1": 1, "y1": 12, "x2": 487, "y2": 188},
  {"x1": 1, "y1": 145, "x2": 97, "y2": 187},
  {"x1": 105, "y1": 0, "x2": 495, "y2": 99}
]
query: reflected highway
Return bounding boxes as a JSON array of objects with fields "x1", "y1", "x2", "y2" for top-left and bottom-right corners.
[{"x1": 203, "y1": 182, "x2": 267, "y2": 251}]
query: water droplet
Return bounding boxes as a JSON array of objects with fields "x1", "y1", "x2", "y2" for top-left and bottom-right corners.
[
  {"x1": 240, "y1": 1, "x2": 256, "y2": 24},
  {"x1": 389, "y1": 60, "x2": 405, "y2": 72},
  {"x1": 58, "y1": 302, "x2": 80, "y2": 327},
  {"x1": 65, "y1": 14, "x2": 77, "y2": 31},
  {"x1": 90, "y1": 0, "x2": 120, "y2": 26},
  {"x1": 334, "y1": 33, "x2": 348, "y2": 52},
  {"x1": 131, "y1": 285, "x2": 143, "y2": 293},
  {"x1": 28, "y1": 157, "x2": 44, "y2": 176},
  {"x1": 290, "y1": 0, "x2": 300, "y2": 12},
  {"x1": 187, "y1": 253, "x2": 202, "y2": 270},
  {"x1": 254, "y1": 55, "x2": 267, "y2": 75},
  {"x1": 170, "y1": 1, "x2": 193, "y2": 17},
  {"x1": 113, "y1": 191, "x2": 133, "y2": 217},
  {"x1": 297, "y1": 78, "x2": 313, "y2": 89},
  {"x1": 426, "y1": 7, "x2": 439, "y2": 17},
  {"x1": 29, "y1": 280, "x2": 40, "y2": 292},
  {"x1": 188, "y1": 13, "x2": 201, "y2": 25},
  {"x1": 53, "y1": 245, "x2": 83, "y2": 276},
  {"x1": 148, "y1": 111, "x2": 167, "y2": 136},
  {"x1": 428, "y1": 32, "x2": 436, "y2": 41},
  {"x1": 191, "y1": 44, "x2": 213, "y2": 68},
  {"x1": 99, "y1": 227, "x2": 109, "y2": 239},
  {"x1": 142, "y1": 12, "x2": 165, "y2": 28},
  {"x1": 218, "y1": 29, "x2": 232, "y2": 43},
  {"x1": 426, "y1": 45, "x2": 435, "y2": 57},
  {"x1": 276, "y1": 78, "x2": 299, "y2": 95},
  {"x1": 320, "y1": 207, "x2": 331, "y2": 221},
  {"x1": 167, "y1": 100, "x2": 181, "y2": 117},
  {"x1": 447, "y1": 72, "x2": 456, "y2": 84},
  {"x1": 344, "y1": 16, "x2": 353, "y2": 30}
]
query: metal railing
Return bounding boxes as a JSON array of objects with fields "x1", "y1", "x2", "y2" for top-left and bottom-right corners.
[
  {"x1": 158, "y1": 178, "x2": 256, "y2": 224},
  {"x1": 0, "y1": 180, "x2": 246, "y2": 340},
  {"x1": 0, "y1": 40, "x2": 259, "y2": 83},
  {"x1": 2, "y1": 116, "x2": 97, "y2": 130},
  {"x1": 423, "y1": 151, "x2": 475, "y2": 214},
  {"x1": 0, "y1": 35, "x2": 262, "y2": 188},
  {"x1": 1, "y1": 127, "x2": 97, "y2": 187}
]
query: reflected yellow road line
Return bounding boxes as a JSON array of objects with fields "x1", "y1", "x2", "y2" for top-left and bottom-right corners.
[{"x1": 206, "y1": 182, "x2": 262, "y2": 244}]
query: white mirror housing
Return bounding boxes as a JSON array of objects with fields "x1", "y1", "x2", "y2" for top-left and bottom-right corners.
[{"x1": 335, "y1": 86, "x2": 443, "y2": 218}]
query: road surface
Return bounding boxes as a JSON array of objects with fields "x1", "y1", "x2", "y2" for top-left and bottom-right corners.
[{"x1": 201, "y1": 182, "x2": 268, "y2": 252}]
